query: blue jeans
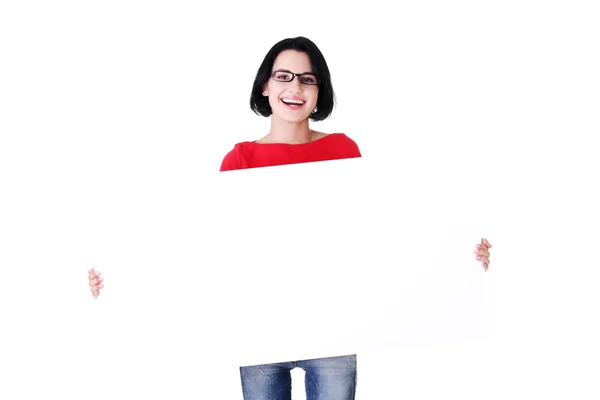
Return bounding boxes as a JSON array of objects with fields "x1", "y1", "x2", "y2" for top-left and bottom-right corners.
[{"x1": 239, "y1": 354, "x2": 357, "y2": 400}]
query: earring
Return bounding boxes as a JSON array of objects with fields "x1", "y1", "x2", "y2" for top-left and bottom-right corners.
[{"x1": 312, "y1": 107, "x2": 318, "y2": 114}]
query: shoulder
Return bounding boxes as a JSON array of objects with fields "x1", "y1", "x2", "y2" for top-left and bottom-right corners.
[
  {"x1": 220, "y1": 142, "x2": 253, "y2": 171},
  {"x1": 328, "y1": 133, "x2": 358, "y2": 144},
  {"x1": 321, "y1": 133, "x2": 362, "y2": 156}
]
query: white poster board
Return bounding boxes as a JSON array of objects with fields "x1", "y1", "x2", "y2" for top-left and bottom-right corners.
[
  {"x1": 39, "y1": 158, "x2": 490, "y2": 364},
  {"x1": 1, "y1": 160, "x2": 491, "y2": 399},
  {"x1": 0, "y1": 159, "x2": 491, "y2": 400}
]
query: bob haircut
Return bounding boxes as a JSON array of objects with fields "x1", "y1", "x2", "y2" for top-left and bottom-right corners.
[{"x1": 250, "y1": 36, "x2": 336, "y2": 122}]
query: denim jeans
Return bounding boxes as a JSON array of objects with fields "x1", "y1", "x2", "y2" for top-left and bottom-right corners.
[{"x1": 239, "y1": 354, "x2": 357, "y2": 400}]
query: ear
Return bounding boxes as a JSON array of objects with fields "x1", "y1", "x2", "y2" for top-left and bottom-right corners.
[{"x1": 262, "y1": 83, "x2": 268, "y2": 97}]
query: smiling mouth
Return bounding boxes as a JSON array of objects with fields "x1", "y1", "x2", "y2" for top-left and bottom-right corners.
[{"x1": 281, "y1": 98, "x2": 305, "y2": 107}]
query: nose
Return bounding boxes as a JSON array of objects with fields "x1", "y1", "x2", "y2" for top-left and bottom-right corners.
[{"x1": 289, "y1": 76, "x2": 303, "y2": 92}]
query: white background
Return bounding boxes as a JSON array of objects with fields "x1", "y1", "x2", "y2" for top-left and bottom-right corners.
[{"x1": 1, "y1": 0, "x2": 599, "y2": 399}]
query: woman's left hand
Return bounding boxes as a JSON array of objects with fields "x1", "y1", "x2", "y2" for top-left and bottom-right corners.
[
  {"x1": 88, "y1": 268, "x2": 104, "y2": 298},
  {"x1": 474, "y1": 238, "x2": 492, "y2": 271}
]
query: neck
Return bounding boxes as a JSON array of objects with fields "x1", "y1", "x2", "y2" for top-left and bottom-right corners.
[{"x1": 263, "y1": 116, "x2": 312, "y2": 144}]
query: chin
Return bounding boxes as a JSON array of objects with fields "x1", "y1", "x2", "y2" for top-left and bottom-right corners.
[{"x1": 274, "y1": 111, "x2": 311, "y2": 123}]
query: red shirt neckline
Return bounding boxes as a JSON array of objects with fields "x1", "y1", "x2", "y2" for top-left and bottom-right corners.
[{"x1": 247, "y1": 133, "x2": 342, "y2": 146}]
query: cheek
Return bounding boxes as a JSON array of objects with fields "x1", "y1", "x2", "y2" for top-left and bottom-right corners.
[
  {"x1": 308, "y1": 91, "x2": 319, "y2": 107},
  {"x1": 269, "y1": 93, "x2": 280, "y2": 108},
  {"x1": 266, "y1": 84, "x2": 281, "y2": 105}
]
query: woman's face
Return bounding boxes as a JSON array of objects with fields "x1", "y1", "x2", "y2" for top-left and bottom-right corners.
[{"x1": 263, "y1": 50, "x2": 319, "y2": 123}]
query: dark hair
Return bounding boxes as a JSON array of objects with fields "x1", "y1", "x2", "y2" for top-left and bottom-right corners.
[{"x1": 250, "y1": 36, "x2": 336, "y2": 122}]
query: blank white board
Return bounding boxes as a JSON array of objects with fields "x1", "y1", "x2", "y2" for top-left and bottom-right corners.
[{"x1": 0, "y1": 157, "x2": 492, "y2": 399}]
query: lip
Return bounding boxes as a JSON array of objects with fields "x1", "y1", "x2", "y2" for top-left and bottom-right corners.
[
  {"x1": 280, "y1": 97, "x2": 305, "y2": 110},
  {"x1": 281, "y1": 96, "x2": 305, "y2": 102}
]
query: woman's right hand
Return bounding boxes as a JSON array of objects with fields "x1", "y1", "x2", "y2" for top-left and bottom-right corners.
[
  {"x1": 88, "y1": 268, "x2": 104, "y2": 298},
  {"x1": 474, "y1": 238, "x2": 492, "y2": 271}
]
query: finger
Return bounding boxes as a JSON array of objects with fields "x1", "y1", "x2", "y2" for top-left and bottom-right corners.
[
  {"x1": 89, "y1": 278, "x2": 98, "y2": 286},
  {"x1": 88, "y1": 269, "x2": 95, "y2": 274},
  {"x1": 483, "y1": 262, "x2": 489, "y2": 271},
  {"x1": 474, "y1": 250, "x2": 490, "y2": 257},
  {"x1": 97, "y1": 284, "x2": 104, "y2": 289},
  {"x1": 481, "y1": 238, "x2": 492, "y2": 248},
  {"x1": 93, "y1": 290, "x2": 99, "y2": 298},
  {"x1": 476, "y1": 256, "x2": 490, "y2": 263}
]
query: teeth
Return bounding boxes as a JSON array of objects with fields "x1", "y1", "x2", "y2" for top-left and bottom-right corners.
[{"x1": 282, "y1": 98, "x2": 304, "y2": 105}]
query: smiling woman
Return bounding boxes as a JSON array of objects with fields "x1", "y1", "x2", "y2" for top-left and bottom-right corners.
[{"x1": 219, "y1": 36, "x2": 362, "y2": 172}]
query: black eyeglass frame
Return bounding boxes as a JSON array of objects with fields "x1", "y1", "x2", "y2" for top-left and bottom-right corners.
[{"x1": 270, "y1": 69, "x2": 321, "y2": 85}]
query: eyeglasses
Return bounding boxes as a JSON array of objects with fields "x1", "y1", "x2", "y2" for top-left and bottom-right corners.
[{"x1": 271, "y1": 70, "x2": 319, "y2": 85}]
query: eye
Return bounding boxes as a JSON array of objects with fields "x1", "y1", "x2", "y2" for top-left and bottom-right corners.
[
  {"x1": 301, "y1": 75, "x2": 317, "y2": 84},
  {"x1": 274, "y1": 72, "x2": 292, "y2": 81}
]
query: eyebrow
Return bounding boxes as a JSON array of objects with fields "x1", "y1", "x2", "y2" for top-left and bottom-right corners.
[{"x1": 273, "y1": 68, "x2": 315, "y2": 74}]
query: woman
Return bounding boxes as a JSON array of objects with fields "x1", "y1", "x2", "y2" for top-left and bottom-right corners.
[
  {"x1": 219, "y1": 36, "x2": 362, "y2": 172},
  {"x1": 89, "y1": 35, "x2": 495, "y2": 399}
]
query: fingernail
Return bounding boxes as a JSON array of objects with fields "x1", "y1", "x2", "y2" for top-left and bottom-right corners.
[{"x1": 98, "y1": 284, "x2": 104, "y2": 289}]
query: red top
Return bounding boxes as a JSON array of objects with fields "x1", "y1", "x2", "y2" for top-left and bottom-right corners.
[{"x1": 219, "y1": 133, "x2": 362, "y2": 171}]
